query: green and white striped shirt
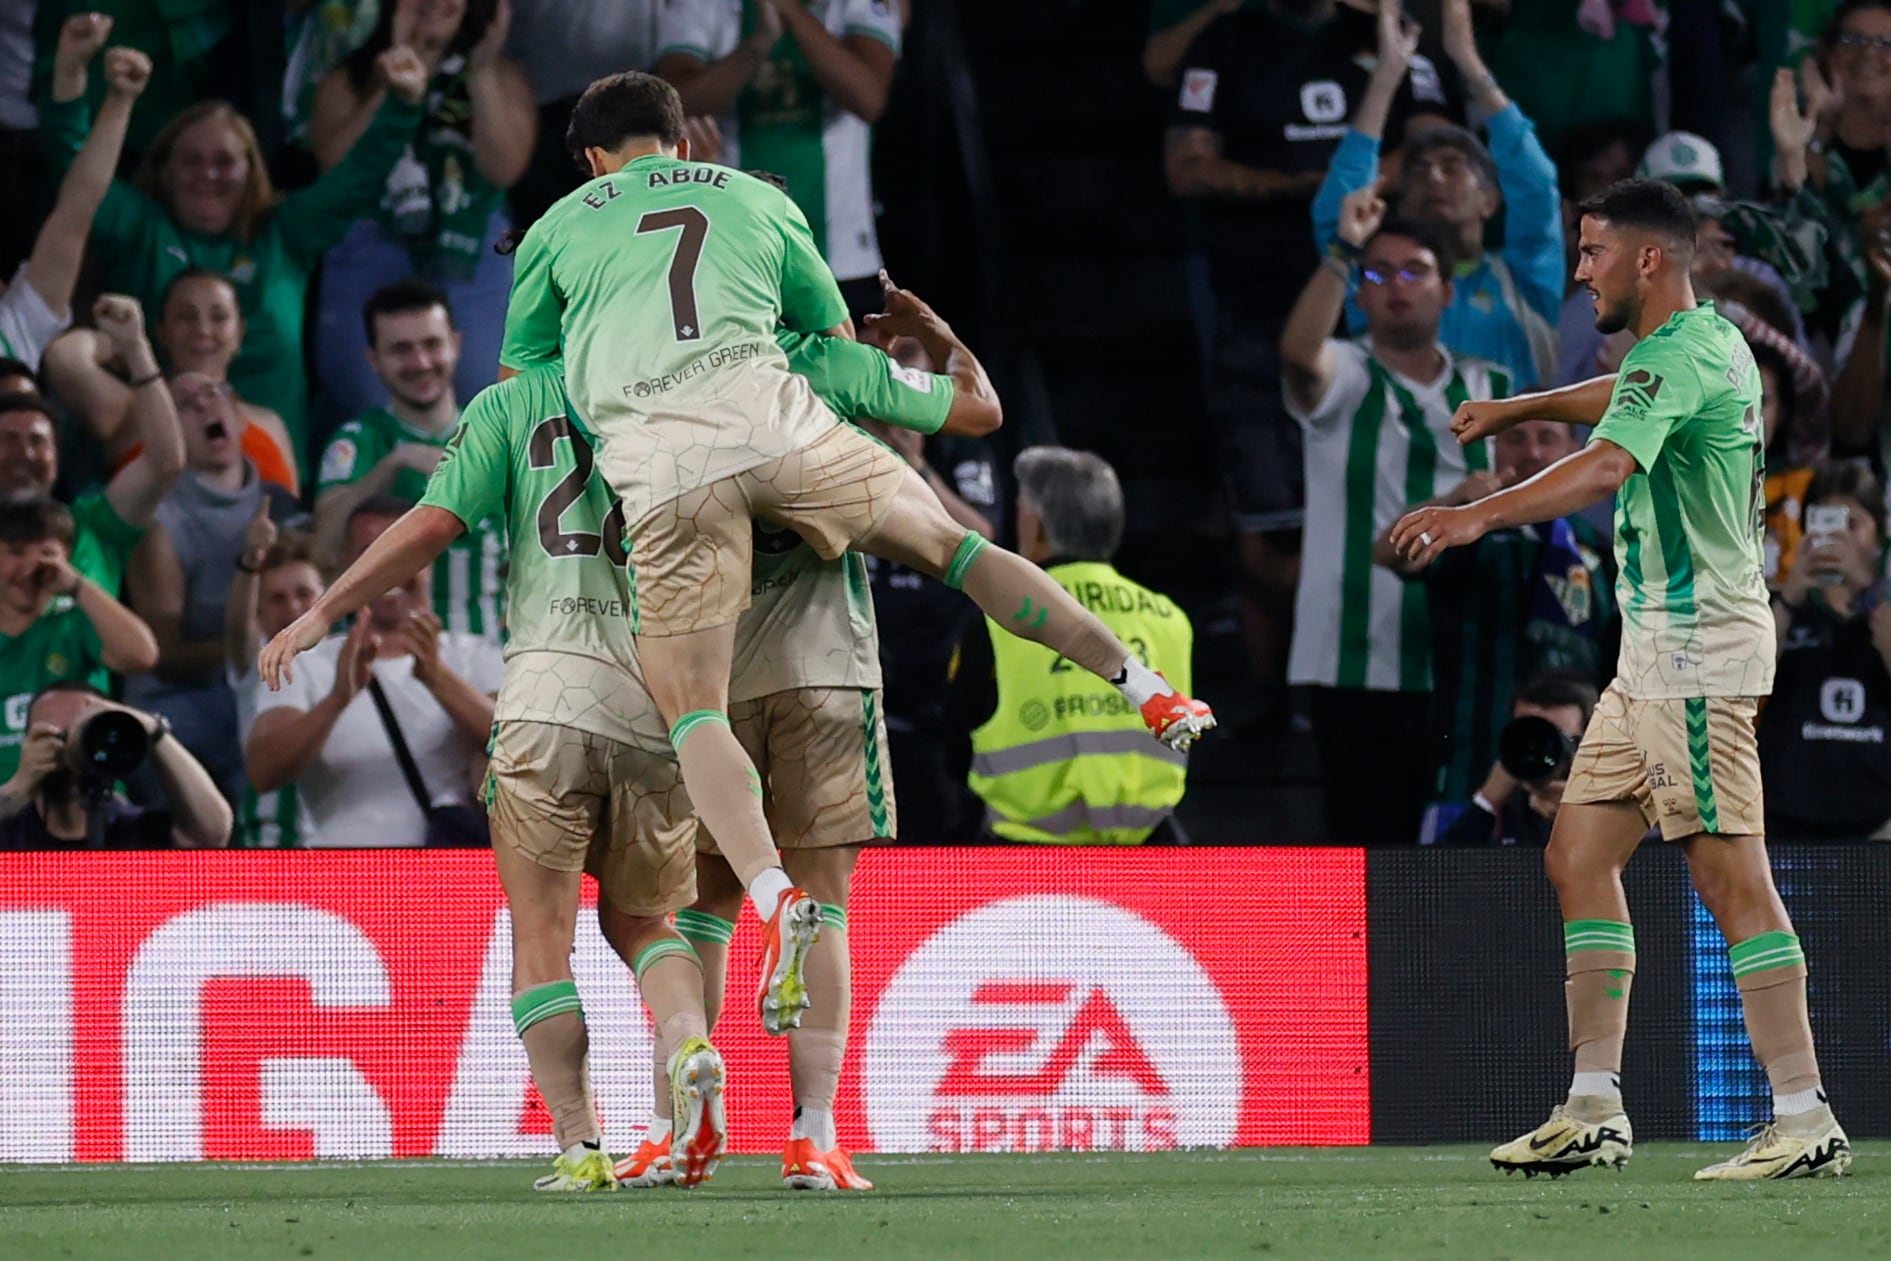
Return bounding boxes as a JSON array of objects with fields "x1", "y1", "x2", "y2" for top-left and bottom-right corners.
[{"x1": 1287, "y1": 340, "x2": 1508, "y2": 691}]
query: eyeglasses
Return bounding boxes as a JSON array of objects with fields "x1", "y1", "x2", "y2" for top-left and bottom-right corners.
[
  {"x1": 1360, "y1": 264, "x2": 1438, "y2": 287},
  {"x1": 1838, "y1": 31, "x2": 1891, "y2": 50}
]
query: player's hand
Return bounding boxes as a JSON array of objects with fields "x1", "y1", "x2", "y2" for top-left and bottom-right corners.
[
  {"x1": 329, "y1": 616, "x2": 380, "y2": 701},
  {"x1": 102, "y1": 46, "x2": 152, "y2": 99},
  {"x1": 379, "y1": 46, "x2": 429, "y2": 106},
  {"x1": 92, "y1": 294, "x2": 149, "y2": 358},
  {"x1": 394, "y1": 443, "x2": 446, "y2": 476},
  {"x1": 1378, "y1": 1, "x2": 1422, "y2": 82},
  {"x1": 1336, "y1": 186, "x2": 1387, "y2": 249},
  {"x1": 55, "y1": 13, "x2": 113, "y2": 76},
  {"x1": 5, "y1": 724, "x2": 67, "y2": 797},
  {"x1": 391, "y1": 609, "x2": 444, "y2": 687},
  {"x1": 1389, "y1": 502, "x2": 1489, "y2": 567},
  {"x1": 258, "y1": 606, "x2": 334, "y2": 691},
  {"x1": 743, "y1": 0, "x2": 783, "y2": 54},
  {"x1": 862, "y1": 270, "x2": 947, "y2": 341},
  {"x1": 683, "y1": 115, "x2": 723, "y2": 165},
  {"x1": 1450, "y1": 398, "x2": 1516, "y2": 445},
  {"x1": 1448, "y1": 470, "x2": 1505, "y2": 506}
]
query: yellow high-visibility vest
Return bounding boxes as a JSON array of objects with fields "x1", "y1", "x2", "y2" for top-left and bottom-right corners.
[{"x1": 968, "y1": 561, "x2": 1193, "y2": 845}]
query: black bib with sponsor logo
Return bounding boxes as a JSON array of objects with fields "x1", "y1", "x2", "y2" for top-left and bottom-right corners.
[{"x1": 1758, "y1": 596, "x2": 1891, "y2": 836}]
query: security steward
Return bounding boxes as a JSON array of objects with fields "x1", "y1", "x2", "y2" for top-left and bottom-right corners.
[{"x1": 948, "y1": 447, "x2": 1195, "y2": 845}]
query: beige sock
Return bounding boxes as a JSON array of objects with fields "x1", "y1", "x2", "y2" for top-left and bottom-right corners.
[
  {"x1": 1567, "y1": 948, "x2": 1635, "y2": 1080},
  {"x1": 953, "y1": 539, "x2": 1128, "y2": 679},
  {"x1": 670, "y1": 714, "x2": 782, "y2": 888},
  {"x1": 1736, "y1": 964, "x2": 1821, "y2": 1097},
  {"x1": 518, "y1": 1012, "x2": 598, "y2": 1150}
]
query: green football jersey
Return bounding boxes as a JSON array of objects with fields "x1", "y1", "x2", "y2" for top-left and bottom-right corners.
[
  {"x1": 419, "y1": 366, "x2": 669, "y2": 753},
  {"x1": 500, "y1": 156, "x2": 851, "y2": 523},
  {"x1": 318, "y1": 407, "x2": 509, "y2": 640},
  {"x1": 1589, "y1": 303, "x2": 1774, "y2": 699},
  {"x1": 0, "y1": 599, "x2": 107, "y2": 784},
  {"x1": 733, "y1": 332, "x2": 956, "y2": 700}
]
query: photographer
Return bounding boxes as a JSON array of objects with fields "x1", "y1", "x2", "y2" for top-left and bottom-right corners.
[
  {"x1": 1435, "y1": 672, "x2": 1597, "y2": 847},
  {"x1": 0, "y1": 682, "x2": 232, "y2": 849},
  {"x1": 1759, "y1": 463, "x2": 1891, "y2": 839}
]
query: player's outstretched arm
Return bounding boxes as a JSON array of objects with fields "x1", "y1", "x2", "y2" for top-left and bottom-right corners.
[
  {"x1": 862, "y1": 271, "x2": 1002, "y2": 437},
  {"x1": 1453, "y1": 374, "x2": 1618, "y2": 444},
  {"x1": 257, "y1": 506, "x2": 465, "y2": 689},
  {"x1": 1390, "y1": 439, "x2": 1638, "y2": 568}
]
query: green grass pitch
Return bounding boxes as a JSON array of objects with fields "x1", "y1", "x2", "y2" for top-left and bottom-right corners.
[{"x1": 3, "y1": 1145, "x2": 1885, "y2": 1261}]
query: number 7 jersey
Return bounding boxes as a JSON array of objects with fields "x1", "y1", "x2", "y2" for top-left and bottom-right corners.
[
  {"x1": 499, "y1": 156, "x2": 853, "y2": 524},
  {"x1": 1587, "y1": 302, "x2": 1775, "y2": 700}
]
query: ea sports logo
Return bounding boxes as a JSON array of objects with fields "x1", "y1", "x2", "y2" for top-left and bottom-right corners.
[{"x1": 863, "y1": 896, "x2": 1239, "y2": 1152}]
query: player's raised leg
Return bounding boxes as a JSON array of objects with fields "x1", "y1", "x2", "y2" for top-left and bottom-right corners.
[
  {"x1": 630, "y1": 496, "x2": 822, "y2": 1038},
  {"x1": 1685, "y1": 833, "x2": 1851, "y2": 1179},
  {"x1": 846, "y1": 464, "x2": 1215, "y2": 750},
  {"x1": 1490, "y1": 792, "x2": 1645, "y2": 1178}
]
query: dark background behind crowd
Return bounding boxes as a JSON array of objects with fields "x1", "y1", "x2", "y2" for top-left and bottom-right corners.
[{"x1": 1, "y1": 0, "x2": 1888, "y2": 850}]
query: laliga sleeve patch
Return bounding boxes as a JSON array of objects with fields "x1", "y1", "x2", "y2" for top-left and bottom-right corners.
[
  {"x1": 889, "y1": 363, "x2": 936, "y2": 393},
  {"x1": 319, "y1": 436, "x2": 358, "y2": 485},
  {"x1": 1180, "y1": 68, "x2": 1218, "y2": 113}
]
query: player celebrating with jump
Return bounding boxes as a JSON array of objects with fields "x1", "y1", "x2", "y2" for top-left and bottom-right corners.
[
  {"x1": 499, "y1": 72, "x2": 1213, "y2": 1037},
  {"x1": 1392, "y1": 179, "x2": 1850, "y2": 1181}
]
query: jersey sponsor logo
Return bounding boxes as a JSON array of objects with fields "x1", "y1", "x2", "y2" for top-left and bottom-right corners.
[
  {"x1": 319, "y1": 437, "x2": 358, "y2": 485},
  {"x1": 888, "y1": 363, "x2": 935, "y2": 393},
  {"x1": 1179, "y1": 68, "x2": 1218, "y2": 113},
  {"x1": 1407, "y1": 54, "x2": 1447, "y2": 106},
  {"x1": 1299, "y1": 80, "x2": 1348, "y2": 124},
  {"x1": 625, "y1": 341, "x2": 768, "y2": 399},
  {"x1": 863, "y1": 896, "x2": 1240, "y2": 1153}
]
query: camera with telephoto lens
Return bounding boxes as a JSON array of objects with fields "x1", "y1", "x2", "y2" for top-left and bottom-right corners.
[
  {"x1": 1497, "y1": 715, "x2": 1580, "y2": 786},
  {"x1": 60, "y1": 709, "x2": 149, "y2": 787}
]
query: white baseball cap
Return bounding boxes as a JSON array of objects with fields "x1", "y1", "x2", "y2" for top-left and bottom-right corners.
[{"x1": 1639, "y1": 131, "x2": 1725, "y2": 192}]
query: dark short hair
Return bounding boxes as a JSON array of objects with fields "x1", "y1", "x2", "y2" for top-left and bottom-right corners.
[
  {"x1": 345, "y1": 494, "x2": 416, "y2": 534},
  {"x1": 0, "y1": 390, "x2": 57, "y2": 429},
  {"x1": 0, "y1": 497, "x2": 75, "y2": 549},
  {"x1": 362, "y1": 278, "x2": 455, "y2": 346},
  {"x1": 1577, "y1": 178, "x2": 1697, "y2": 253},
  {"x1": 1513, "y1": 671, "x2": 1600, "y2": 726},
  {"x1": 1403, "y1": 123, "x2": 1499, "y2": 192},
  {"x1": 1365, "y1": 216, "x2": 1458, "y2": 277},
  {"x1": 1807, "y1": 459, "x2": 1887, "y2": 541},
  {"x1": 746, "y1": 169, "x2": 790, "y2": 194},
  {"x1": 159, "y1": 265, "x2": 239, "y2": 316},
  {"x1": 567, "y1": 71, "x2": 685, "y2": 169},
  {"x1": 0, "y1": 356, "x2": 37, "y2": 389}
]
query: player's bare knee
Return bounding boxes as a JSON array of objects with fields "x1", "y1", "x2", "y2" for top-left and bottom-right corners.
[{"x1": 784, "y1": 845, "x2": 860, "y2": 906}]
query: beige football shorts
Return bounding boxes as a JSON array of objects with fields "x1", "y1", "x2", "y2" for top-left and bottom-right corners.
[
  {"x1": 696, "y1": 686, "x2": 897, "y2": 855},
  {"x1": 485, "y1": 719, "x2": 697, "y2": 916},
  {"x1": 1562, "y1": 681, "x2": 1765, "y2": 840},
  {"x1": 629, "y1": 424, "x2": 908, "y2": 636}
]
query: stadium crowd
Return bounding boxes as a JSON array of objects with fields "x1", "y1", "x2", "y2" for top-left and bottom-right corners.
[{"x1": 0, "y1": 0, "x2": 1889, "y2": 849}]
